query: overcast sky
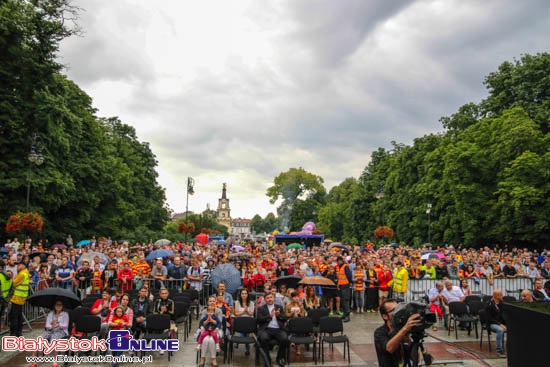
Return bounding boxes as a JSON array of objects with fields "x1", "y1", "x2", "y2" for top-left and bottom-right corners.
[{"x1": 58, "y1": 0, "x2": 550, "y2": 220}]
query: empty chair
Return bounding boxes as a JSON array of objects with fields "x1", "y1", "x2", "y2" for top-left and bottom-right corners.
[
  {"x1": 464, "y1": 295, "x2": 482, "y2": 305},
  {"x1": 142, "y1": 314, "x2": 172, "y2": 361},
  {"x1": 287, "y1": 317, "x2": 317, "y2": 364},
  {"x1": 318, "y1": 316, "x2": 350, "y2": 365},
  {"x1": 448, "y1": 302, "x2": 478, "y2": 339},
  {"x1": 226, "y1": 317, "x2": 258, "y2": 363},
  {"x1": 307, "y1": 308, "x2": 330, "y2": 336}
]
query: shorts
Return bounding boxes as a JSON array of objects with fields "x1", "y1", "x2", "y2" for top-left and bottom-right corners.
[{"x1": 378, "y1": 290, "x2": 389, "y2": 298}]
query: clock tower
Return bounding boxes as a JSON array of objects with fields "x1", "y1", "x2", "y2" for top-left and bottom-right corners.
[{"x1": 217, "y1": 183, "x2": 231, "y2": 230}]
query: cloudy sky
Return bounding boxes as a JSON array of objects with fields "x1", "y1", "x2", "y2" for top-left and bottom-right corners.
[{"x1": 58, "y1": 0, "x2": 550, "y2": 220}]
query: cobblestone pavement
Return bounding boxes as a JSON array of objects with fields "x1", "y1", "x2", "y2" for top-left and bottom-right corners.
[{"x1": 1, "y1": 311, "x2": 508, "y2": 367}]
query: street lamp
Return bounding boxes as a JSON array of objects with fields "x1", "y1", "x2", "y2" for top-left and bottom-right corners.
[
  {"x1": 185, "y1": 177, "x2": 195, "y2": 243},
  {"x1": 26, "y1": 133, "x2": 44, "y2": 211},
  {"x1": 375, "y1": 189, "x2": 385, "y2": 225},
  {"x1": 426, "y1": 203, "x2": 432, "y2": 244}
]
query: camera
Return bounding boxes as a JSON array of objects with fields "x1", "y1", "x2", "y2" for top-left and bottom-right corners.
[{"x1": 390, "y1": 301, "x2": 436, "y2": 336}]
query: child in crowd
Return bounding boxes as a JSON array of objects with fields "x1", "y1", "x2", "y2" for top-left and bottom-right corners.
[{"x1": 196, "y1": 306, "x2": 221, "y2": 352}]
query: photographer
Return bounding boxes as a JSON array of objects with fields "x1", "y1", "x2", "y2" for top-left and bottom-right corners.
[{"x1": 374, "y1": 299, "x2": 420, "y2": 367}]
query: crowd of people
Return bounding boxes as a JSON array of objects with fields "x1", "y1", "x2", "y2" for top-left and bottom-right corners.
[{"x1": 1, "y1": 235, "x2": 550, "y2": 367}]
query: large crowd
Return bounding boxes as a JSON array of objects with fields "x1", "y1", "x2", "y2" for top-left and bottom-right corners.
[{"x1": 1, "y1": 235, "x2": 550, "y2": 367}]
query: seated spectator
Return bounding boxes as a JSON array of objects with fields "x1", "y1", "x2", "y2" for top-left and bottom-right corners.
[
  {"x1": 533, "y1": 279, "x2": 550, "y2": 301},
  {"x1": 29, "y1": 300, "x2": 69, "y2": 367},
  {"x1": 486, "y1": 290, "x2": 507, "y2": 358},
  {"x1": 91, "y1": 288, "x2": 118, "y2": 339},
  {"x1": 521, "y1": 289, "x2": 535, "y2": 303},
  {"x1": 130, "y1": 286, "x2": 152, "y2": 338},
  {"x1": 428, "y1": 282, "x2": 448, "y2": 331}
]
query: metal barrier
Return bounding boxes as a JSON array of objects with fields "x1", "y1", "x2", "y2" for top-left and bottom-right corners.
[{"x1": 405, "y1": 278, "x2": 535, "y2": 302}]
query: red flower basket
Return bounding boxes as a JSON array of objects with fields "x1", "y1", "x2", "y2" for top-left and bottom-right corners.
[
  {"x1": 6, "y1": 212, "x2": 44, "y2": 233},
  {"x1": 374, "y1": 225, "x2": 394, "y2": 239}
]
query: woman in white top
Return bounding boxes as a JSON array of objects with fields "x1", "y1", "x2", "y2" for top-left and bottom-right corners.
[
  {"x1": 233, "y1": 288, "x2": 255, "y2": 355},
  {"x1": 30, "y1": 300, "x2": 69, "y2": 367}
]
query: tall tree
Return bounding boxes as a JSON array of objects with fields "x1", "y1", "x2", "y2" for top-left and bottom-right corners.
[{"x1": 266, "y1": 167, "x2": 326, "y2": 231}]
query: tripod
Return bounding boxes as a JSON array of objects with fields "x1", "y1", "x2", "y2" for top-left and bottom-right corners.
[{"x1": 404, "y1": 332, "x2": 433, "y2": 367}]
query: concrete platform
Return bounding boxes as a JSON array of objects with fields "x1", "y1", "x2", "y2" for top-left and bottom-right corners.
[{"x1": 1, "y1": 311, "x2": 508, "y2": 367}]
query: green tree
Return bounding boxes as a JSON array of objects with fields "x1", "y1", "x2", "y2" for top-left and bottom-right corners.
[{"x1": 266, "y1": 167, "x2": 326, "y2": 231}]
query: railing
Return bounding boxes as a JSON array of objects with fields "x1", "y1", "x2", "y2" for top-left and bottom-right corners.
[{"x1": 405, "y1": 278, "x2": 535, "y2": 302}]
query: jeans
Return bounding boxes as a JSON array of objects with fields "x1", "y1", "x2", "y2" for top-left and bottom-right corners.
[
  {"x1": 354, "y1": 289, "x2": 364, "y2": 310},
  {"x1": 490, "y1": 324, "x2": 505, "y2": 352}
]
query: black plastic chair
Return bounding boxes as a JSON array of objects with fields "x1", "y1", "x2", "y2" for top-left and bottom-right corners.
[
  {"x1": 69, "y1": 307, "x2": 91, "y2": 333},
  {"x1": 82, "y1": 298, "x2": 97, "y2": 308},
  {"x1": 67, "y1": 315, "x2": 101, "y2": 363},
  {"x1": 502, "y1": 296, "x2": 517, "y2": 303},
  {"x1": 464, "y1": 295, "x2": 482, "y2": 305},
  {"x1": 287, "y1": 317, "x2": 317, "y2": 365},
  {"x1": 142, "y1": 314, "x2": 172, "y2": 361},
  {"x1": 183, "y1": 289, "x2": 201, "y2": 319},
  {"x1": 318, "y1": 316, "x2": 350, "y2": 365},
  {"x1": 482, "y1": 295, "x2": 492, "y2": 303},
  {"x1": 478, "y1": 309, "x2": 504, "y2": 352},
  {"x1": 307, "y1": 308, "x2": 330, "y2": 336},
  {"x1": 505, "y1": 289, "x2": 521, "y2": 301},
  {"x1": 448, "y1": 302, "x2": 478, "y2": 339},
  {"x1": 174, "y1": 301, "x2": 190, "y2": 341},
  {"x1": 226, "y1": 317, "x2": 258, "y2": 363}
]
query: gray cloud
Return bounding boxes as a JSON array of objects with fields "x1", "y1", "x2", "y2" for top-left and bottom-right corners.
[{"x1": 58, "y1": 0, "x2": 550, "y2": 217}]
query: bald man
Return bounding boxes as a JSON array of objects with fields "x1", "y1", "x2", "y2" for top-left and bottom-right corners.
[
  {"x1": 521, "y1": 289, "x2": 535, "y2": 303},
  {"x1": 486, "y1": 289, "x2": 507, "y2": 358}
]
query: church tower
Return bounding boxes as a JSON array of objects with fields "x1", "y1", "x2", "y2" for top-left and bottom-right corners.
[{"x1": 217, "y1": 183, "x2": 231, "y2": 230}]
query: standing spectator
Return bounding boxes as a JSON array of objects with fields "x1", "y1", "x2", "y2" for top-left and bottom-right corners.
[
  {"x1": 101, "y1": 260, "x2": 119, "y2": 289},
  {"x1": 502, "y1": 260, "x2": 519, "y2": 279},
  {"x1": 5, "y1": 255, "x2": 18, "y2": 277},
  {"x1": 75, "y1": 260, "x2": 93, "y2": 298},
  {"x1": 435, "y1": 260, "x2": 450, "y2": 280},
  {"x1": 524, "y1": 261, "x2": 540, "y2": 279},
  {"x1": 132, "y1": 254, "x2": 151, "y2": 279},
  {"x1": 66, "y1": 234, "x2": 73, "y2": 247},
  {"x1": 391, "y1": 261, "x2": 409, "y2": 301},
  {"x1": 117, "y1": 262, "x2": 134, "y2": 293},
  {"x1": 187, "y1": 260, "x2": 204, "y2": 292},
  {"x1": 377, "y1": 264, "x2": 392, "y2": 309},
  {"x1": 486, "y1": 289, "x2": 507, "y2": 358},
  {"x1": 540, "y1": 261, "x2": 550, "y2": 279},
  {"x1": 336, "y1": 256, "x2": 353, "y2": 322},
  {"x1": 167, "y1": 256, "x2": 186, "y2": 293},
  {"x1": 9, "y1": 262, "x2": 30, "y2": 336},
  {"x1": 365, "y1": 262, "x2": 379, "y2": 312},
  {"x1": 55, "y1": 256, "x2": 74, "y2": 290}
]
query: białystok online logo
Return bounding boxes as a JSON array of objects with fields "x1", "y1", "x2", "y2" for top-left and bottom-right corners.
[{"x1": 2, "y1": 330, "x2": 179, "y2": 353}]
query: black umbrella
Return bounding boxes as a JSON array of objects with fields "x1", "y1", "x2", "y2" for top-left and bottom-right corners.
[
  {"x1": 29, "y1": 252, "x2": 51, "y2": 263},
  {"x1": 274, "y1": 275, "x2": 301, "y2": 290},
  {"x1": 328, "y1": 243, "x2": 346, "y2": 250},
  {"x1": 27, "y1": 287, "x2": 82, "y2": 310}
]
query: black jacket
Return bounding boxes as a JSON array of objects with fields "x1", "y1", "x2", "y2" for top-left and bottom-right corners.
[
  {"x1": 257, "y1": 303, "x2": 286, "y2": 331},
  {"x1": 486, "y1": 299, "x2": 505, "y2": 325}
]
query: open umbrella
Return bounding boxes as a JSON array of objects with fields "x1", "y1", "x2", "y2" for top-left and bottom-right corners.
[
  {"x1": 77, "y1": 251, "x2": 108, "y2": 266},
  {"x1": 328, "y1": 243, "x2": 346, "y2": 250},
  {"x1": 274, "y1": 275, "x2": 301, "y2": 290},
  {"x1": 76, "y1": 240, "x2": 91, "y2": 247},
  {"x1": 217, "y1": 239, "x2": 227, "y2": 245},
  {"x1": 154, "y1": 239, "x2": 171, "y2": 247},
  {"x1": 389, "y1": 243, "x2": 400, "y2": 248},
  {"x1": 299, "y1": 276, "x2": 336, "y2": 287},
  {"x1": 29, "y1": 252, "x2": 51, "y2": 263},
  {"x1": 51, "y1": 244, "x2": 67, "y2": 250},
  {"x1": 228, "y1": 252, "x2": 253, "y2": 260},
  {"x1": 287, "y1": 243, "x2": 302, "y2": 250},
  {"x1": 27, "y1": 287, "x2": 82, "y2": 309},
  {"x1": 420, "y1": 252, "x2": 444, "y2": 260},
  {"x1": 196, "y1": 233, "x2": 209, "y2": 245},
  {"x1": 210, "y1": 263, "x2": 241, "y2": 294},
  {"x1": 231, "y1": 245, "x2": 245, "y2": 252},
  {"x1": 146, "y1": 249, "x2": 174, "y2": 261}
]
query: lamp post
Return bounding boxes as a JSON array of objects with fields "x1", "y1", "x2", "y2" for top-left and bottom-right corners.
[
  {"x1": 26, "y1": 133, "x2": 44, "y2": 211},
  {"x1": 375, "y1": 189, "x2": 385, "y2": 225},
  {"x1": 185, "y1": 177, "x2": 195, "y2": 243},
  {"x1": 426, "y1": 203, "x2": 432, "y2": 244}
]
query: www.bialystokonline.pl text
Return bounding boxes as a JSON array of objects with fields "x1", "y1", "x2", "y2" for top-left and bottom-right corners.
[{"x1": 26, "y1": 355, "x2": 153, "y2": 364}]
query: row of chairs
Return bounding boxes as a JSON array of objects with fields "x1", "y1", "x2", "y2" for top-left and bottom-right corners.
[{"x1": 225, "y1": 309, "x2": 350, "y2": 365}]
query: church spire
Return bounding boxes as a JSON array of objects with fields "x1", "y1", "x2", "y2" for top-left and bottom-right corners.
[{"x1": 222, "y1": 182, "x2": 227, "y2": 199}]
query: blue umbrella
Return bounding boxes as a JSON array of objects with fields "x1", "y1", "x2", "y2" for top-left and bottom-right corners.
[
  {"x1": 217, "y1": 239, "x2": 227, "y2": 245},
  {"x1": 76, "y1": 239, "x2": 91, "y2": 247},
  {"x1": 210, "y1": 263, "x2": 241, "y2": 294},
  {"x1": 146, "y1": 249, "x2": 174, "y2": 261}
]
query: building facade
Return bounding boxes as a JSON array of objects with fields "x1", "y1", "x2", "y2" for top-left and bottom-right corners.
[{"x1": 230, "y1": 218, "x2": 252, "y2": 238}]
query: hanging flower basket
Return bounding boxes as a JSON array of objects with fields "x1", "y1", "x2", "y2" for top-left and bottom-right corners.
[
  {"x1": 177, "y1": 221, "x2": 196, "y2": 234},
  {"x1": 6, "y1": 212, "x2": 44, "y2": 233},
  {"x1": 374, "y1": 225, "x2": 394, "y2": 239}
]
